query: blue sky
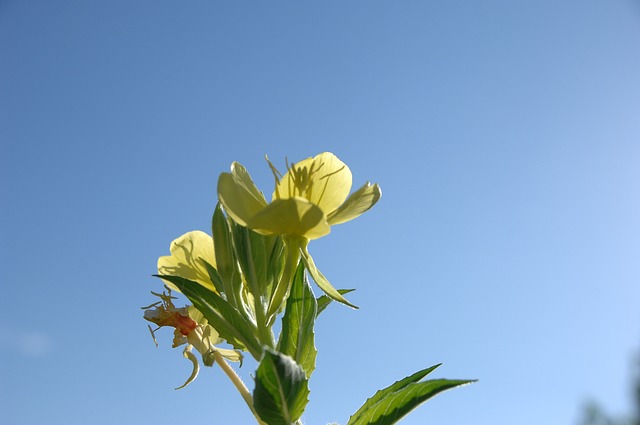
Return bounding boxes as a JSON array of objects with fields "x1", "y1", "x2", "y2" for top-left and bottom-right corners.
[{"x1": 2, "y1": 1, "x2": 640, "y2": 424}]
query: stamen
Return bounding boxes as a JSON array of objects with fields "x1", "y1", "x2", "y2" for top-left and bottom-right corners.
[
  {"x1": 305, "y1": 161, "x2": 317, "y2": 198},
  {"x1": 286, "y1": 159, "x2": 295, "y2": 197},
  {"x1": 140, "y1": 301, "x2": 162, "y2": 310},
  {"x1": 295, "y1": 164, "x2": 307, "y2": 197},
  {"x1": 272, "y1": 156, "x2": 338, "y2": 201},
  {"x1": 265, "y1": 155, "x2": 284, "y2": 199}
]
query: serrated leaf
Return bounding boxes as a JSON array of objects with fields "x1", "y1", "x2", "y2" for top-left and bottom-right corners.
[
  {"x1": 277, "y1": 262, "x2": 317, "y2": 378},
  {"x1": 155, "y1": 274, "x2": 263, "y2": 360},
  {"x1": 347, "y1": 365, "x2": 475, "y2": 425},
  {"x1": 317, "y1": 289, "x2": 355, "y2": 316},
  {"x1": 253, "y1": 348, "x2": 309, "y2": 425}
]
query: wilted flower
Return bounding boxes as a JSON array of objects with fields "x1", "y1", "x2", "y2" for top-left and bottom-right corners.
[{"x1": 143, "y1": 288, "x2": 241, "y2": 389}]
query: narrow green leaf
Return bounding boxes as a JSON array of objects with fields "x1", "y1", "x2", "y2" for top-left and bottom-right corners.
[
  {"x1": 317, "y1": 289, "x2": 355, "y2": 316},
  {"x1": 231, "y1": 223, "x2": 264, "y2": 300},
  {"x1": 277, "y1": 262, "x2": 317, "y2": 378},
  {"x1": 155, "y1": 274, "x2": 263, "y2": 360},
  {"x1": 212, "y1": 204, "x2": 243, "y2": 307},
  {"x1": 253, "y1": 348, "x2": 310, "y2": 425},
  {"x1": 266, "y1": 233, "x2": 285, "y2": 298},
  {"x1": 229, "y1": 221, "x2": 280, "y2": 347},
  {"x1": 199, "y1": 259, "x2": 225, "y2": 295},
  {"x1": 347, "y1": 365, "x2": 475, "y2": 425},
  {"x1": 300, "y1": 245, "x2": 357, "y2": 309},
  {"x1": 248, "y1": 230, "x2": 271, "y2": 295},
  {"x1": 267, "y1": 238, "x2": 302, "y2": 320},
  {"x1": 351, "y1": 364, "x2": 441, "y2": 416}
]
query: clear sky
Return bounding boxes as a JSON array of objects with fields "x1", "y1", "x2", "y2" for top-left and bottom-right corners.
[{"x1": 2, "y1": 1, "x2": 640, "y2": 424}]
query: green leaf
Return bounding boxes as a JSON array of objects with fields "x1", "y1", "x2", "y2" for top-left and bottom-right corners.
[
  {"x1": 253, "y1": 348, "x2": 309, "y2": 425},
  {"x1": 349, "y1": 364, "x2": 440, "y2": 417},
  {"x1": 232, "y1": 223, "x2": 266, "y2": 300},
  {"x1": 300, "y1": 244, "x2": 357, "y2": 309},
  {"x1": 199, "y1": 259, "x2": 225, "y2": 295},
  {"x1": 266, "y1": 234, "x2": 286, "y2": 296},
  {"x1": 267, "y1": 237, "x2": 302, "y2": 320},
  {"x1": 277, "y1": 262, "x2": 317, "y2": 378},
  {"x1": 155, "y1": 274, "x2": 263, "y2": 360},
  {"x1": 317, "y1": 289, "x2": 355, "y2": 316},
  {"x1": 212, "y1": 204, "x2": 243, "y2": 307},
  {"x1": 230, "y1": 222, "x2": 281, "y2": 347},
  {"x1": 346, "y1": 364, "x2": 475, "y2": 425}
]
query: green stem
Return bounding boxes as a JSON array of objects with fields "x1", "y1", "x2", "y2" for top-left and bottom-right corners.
[
  {"x1": 213, "y1": 350, "x2": 266, "y2": 425},
  {"x1": 255, "y1": 295, "x2": 275, "y2": 349},
  {"x1": 239, "y1": 229, "x2": 275, "y2": 350},
  {"x1": 266, "y1": 236, "x2": 302, "y2": 321}
]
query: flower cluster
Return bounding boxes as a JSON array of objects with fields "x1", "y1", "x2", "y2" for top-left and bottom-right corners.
[
  {"x1": 143, "y1": 151, "x2": 471, "y2": 425},
  {"x1": 145, "y1": 152, "x2": 380, "y2": 390}
]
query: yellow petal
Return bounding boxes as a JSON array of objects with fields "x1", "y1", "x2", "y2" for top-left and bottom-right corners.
[
  {"x1": 247, "y1": 197, "x2": 331, "y2": 240},
  {"x1": 309, "y1": 152, "x2": 352, "y2": 213},
  {"x1": 275, "y1": 152, "x2": 352, "y2": 214},
  {"x1": 218, "y1": 162, "x2": 268, "y2": 227},
  {"x1": 327, "y1": 182, "x2": 382, "y2": 225},
  {"x1": 157, "y1": 231, "x2": 217, "y2": 292},
  {"x1": 273, "y1": 156, "x2": 313, "y2": 200}
]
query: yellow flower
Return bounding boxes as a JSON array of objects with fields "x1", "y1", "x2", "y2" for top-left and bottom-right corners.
[
  {"x1": 217, "y1": 152, "x2": 381, "y2": 312},
  {"x1": 157, "y1": 231, "x2": 217, "y2": 293},
  {"x1": 217, "y1": 152, "x2": 381, "y2": 240}
]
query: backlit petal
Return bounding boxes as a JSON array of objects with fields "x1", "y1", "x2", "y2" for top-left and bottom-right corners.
[
  {"x1": 273, "y1": 156, "x2": 313, "y2": 200},
  {"x1": 275, "y1": 152, "x2": 352, "y2": 214},
  {"x1": 247, "y1": 197, "x2": 331, "y2": 240},
  {"x1": 308, "y1": 152, "x2": 352, "y2": 213},
  {"x1": 157, "y1": 231, "x2": 217, "y2": 292},
  {"x1": 327, "y1": 182, "x2": 382, "y2": 225},
  {"x1": 218, "y1": 162, "x2": 268, "y2": 227}
]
